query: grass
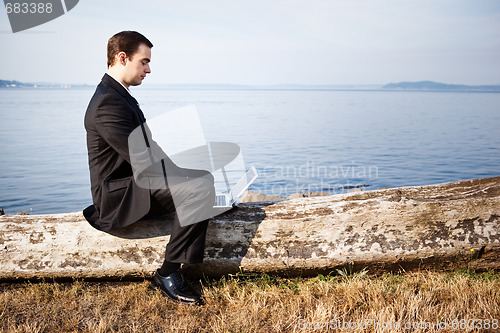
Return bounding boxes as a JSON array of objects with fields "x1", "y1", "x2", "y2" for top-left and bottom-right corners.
[{"x1": 0, "y1": 270, "x2": 499, "y2": 332}]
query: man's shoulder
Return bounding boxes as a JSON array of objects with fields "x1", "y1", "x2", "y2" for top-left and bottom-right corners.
[
  {"x1": 89, "y1": 74, "x2": 128, "y2": 100},
  {"x1": 95, "y1": 76, "x2": 121, "y2": 98},
  {"x1": 84, "y1": 85, "x2": 132, "y2": 131},
  {"x1": 88, "y1": 80, "x2": 128, "y2": 111},
  {"x1": 84, "y1": 74, "x2": 139, "y2": 128},
  {"x1": 95, "y1": 84, "x2": 124, "y2": 104}
]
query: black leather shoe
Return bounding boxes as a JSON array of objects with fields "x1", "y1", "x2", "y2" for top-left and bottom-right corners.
[{"x1": 152, "y1": 269, "x2": 203, "y2": 305}]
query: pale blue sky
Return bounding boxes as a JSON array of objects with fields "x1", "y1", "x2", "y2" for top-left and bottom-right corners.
[{"x1": 1, "y1": 0, "x2": 499, "y2": 85}]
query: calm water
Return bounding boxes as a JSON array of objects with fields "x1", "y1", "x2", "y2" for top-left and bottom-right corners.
[{"x1": 0, "y1": 87, "x2": 499, "y2": 214}]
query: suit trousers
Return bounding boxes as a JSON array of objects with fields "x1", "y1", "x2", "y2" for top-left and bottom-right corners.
[{"x1": 149, "y1": 170, "x2": 215, "y2": 264}]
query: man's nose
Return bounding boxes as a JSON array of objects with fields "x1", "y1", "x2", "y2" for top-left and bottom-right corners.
[{"x1": 145, "y1": 64, "x2": 151, "y2": 73}]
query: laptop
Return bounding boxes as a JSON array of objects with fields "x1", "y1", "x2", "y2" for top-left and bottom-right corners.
[{"x1": 214, "y1": 165, "x2": 258, "y2": 210}]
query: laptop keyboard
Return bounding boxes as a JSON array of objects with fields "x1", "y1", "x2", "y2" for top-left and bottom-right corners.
[{"x1": 215, "y1": 194, "x2": 228, "y2": 207}]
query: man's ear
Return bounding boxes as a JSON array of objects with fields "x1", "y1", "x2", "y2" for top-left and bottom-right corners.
[{"x1": 116, "y1": 51, "x2": 127, "y2": 66}]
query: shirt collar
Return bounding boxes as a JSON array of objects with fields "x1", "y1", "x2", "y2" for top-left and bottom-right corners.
[{"x1": 106, "y1": 72, "x2": 134, "y2": 97}]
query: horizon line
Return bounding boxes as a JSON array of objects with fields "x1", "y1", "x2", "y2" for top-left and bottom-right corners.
[{"x1": 2, "y1": 79, "x2": 500, "y2": 89}]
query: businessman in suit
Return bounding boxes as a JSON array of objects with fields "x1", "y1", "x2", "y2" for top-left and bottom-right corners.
[{"x1": 83, "y1": 31, "x2": 214, "y2": 305}]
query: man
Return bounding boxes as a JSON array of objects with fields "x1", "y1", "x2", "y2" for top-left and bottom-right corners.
[{"x1": 83, "y1": 31, "x2": 215, "y2": 305}]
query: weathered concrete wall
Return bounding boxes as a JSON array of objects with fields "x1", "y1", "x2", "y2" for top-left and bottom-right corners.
[{"x1": 1, "y1": 176, "x2": 499, "y2": 280}]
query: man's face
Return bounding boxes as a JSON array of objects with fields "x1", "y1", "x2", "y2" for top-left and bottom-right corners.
[{"x1": 122, "y1": 43, "x2": 151, "y2": 87}]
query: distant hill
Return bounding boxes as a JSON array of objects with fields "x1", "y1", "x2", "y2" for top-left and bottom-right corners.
[
  {"x1": 0, "y1": 79, "x2": 89, "y2": 88},
  {"x1": 383, "y1": 81, "x2": 500, "y2": 92},
  {"x1": 0, "y1": 79, "x2": 31, "y2": 87}
]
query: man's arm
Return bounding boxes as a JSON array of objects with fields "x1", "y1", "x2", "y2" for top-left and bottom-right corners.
[
  {"x1": 94, "y1": 94, "x2": 138, "y2": 165},
  {"x1": 94, "y1": 94, "x2": 201, "y2": 184}
]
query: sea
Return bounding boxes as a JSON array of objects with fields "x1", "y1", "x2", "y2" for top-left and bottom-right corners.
[{"x1": 0, "y1": 87, "x2": 499, "y2": 215}]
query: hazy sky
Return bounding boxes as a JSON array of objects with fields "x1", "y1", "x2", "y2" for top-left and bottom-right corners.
[{"x1": 1, "y1": 0, "x2": 499, "y2": 85}]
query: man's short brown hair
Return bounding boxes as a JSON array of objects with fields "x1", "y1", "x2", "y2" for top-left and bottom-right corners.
[{"x1": 107, "y1": 31, "x2": 153, "y2": 67}]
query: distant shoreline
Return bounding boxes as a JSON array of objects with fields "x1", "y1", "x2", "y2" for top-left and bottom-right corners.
[
  {"x1": 382, "y1": 80, "x2": 500, "y2": 92},
  {"x1": 0, "y1": 79, "x2": 92, "y2": 89},
  {"x1": 1, "y1": 79, "x2": 500, "y2": 92}
]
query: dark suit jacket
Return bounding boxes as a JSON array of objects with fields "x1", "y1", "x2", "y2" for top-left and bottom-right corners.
[{"x1": 83, "y1": 73, "x2": 152, "y2": 231}]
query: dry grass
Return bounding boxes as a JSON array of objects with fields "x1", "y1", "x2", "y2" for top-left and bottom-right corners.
[{"x1": 0, "y1": 270, "x2": 499, "y2": 332}]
